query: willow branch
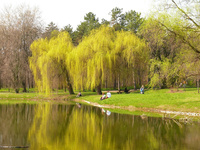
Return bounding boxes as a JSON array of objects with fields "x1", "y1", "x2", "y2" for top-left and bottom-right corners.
[
  {"x1": 158, "y1": 21, "x2": 200, "y2": 54},
  {"x1": 171, "y1": 0, "x2": 200, "y2": 28}
]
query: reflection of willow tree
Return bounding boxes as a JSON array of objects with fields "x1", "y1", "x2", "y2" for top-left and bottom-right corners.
[
  {"x1": 28, "y1": 104, "x2": 200, "y2": 150},
  {"x1": 28, "y1": 104, "x2": 74, "y2": 149},
  {"x1": 28, "y1": 104, "x2": 114, "y2": 150}
]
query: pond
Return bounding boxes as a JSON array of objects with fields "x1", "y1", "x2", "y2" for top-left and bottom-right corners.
[{"x1": 0, "y1": 103, "x2": 200, "y2": 150}]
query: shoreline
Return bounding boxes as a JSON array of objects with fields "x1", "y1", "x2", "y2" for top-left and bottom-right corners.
[
  {"x1": 1, "y1": 90, "x2": 200, "y2": 119},
  {"x1": 75, "y1": 99, "x2": 200, "y2": 118}
]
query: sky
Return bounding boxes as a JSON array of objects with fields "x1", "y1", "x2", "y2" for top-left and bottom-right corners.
[{"x1": 0, "y1": 0, "x2": 154, "y2": 30}]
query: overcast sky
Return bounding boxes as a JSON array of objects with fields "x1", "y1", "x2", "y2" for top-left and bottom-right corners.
[{"x1": 0, "y1": 0, "x2": 154, "y2": 30}]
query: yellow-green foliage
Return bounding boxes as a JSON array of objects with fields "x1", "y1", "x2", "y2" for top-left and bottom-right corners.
[
  {"x1": 71, "y1": 26, "x2": 115, "y2": 90},
  {"x1": 28, "y1": 104, "x2": 113, "y2": 150},
  {"x1": 71, "y1": 26, "x2": 149, "y2": 90},
  {"x1": 115, "y1": 31, "x2": 146, "y2": 66},
  {"x1": 30, "y1": 26, "x2": 149, "y2": 94},
  {"x1": 29, "y1": 38, "x2": 50, "y2": 93},
  {"x1": 29, "y1": 32, "x2": 73, "y2": 95},
  {"x1": 149, "y1": 57, "x2": 180, "y2": 88},
  {"x1": 114, "y1": 30, "x2": 149, "y2": 80},
  {"x1": 175, "y1": 48, "x2": 200, "y2": 81}
]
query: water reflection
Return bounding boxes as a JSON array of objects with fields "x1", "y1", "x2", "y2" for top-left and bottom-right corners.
[
  {"x1": 0, "y1": 104, "x2": 34, "y2": 148},
  {"x1": 0, "y1": 103, "x2": 200, "y2": 150}
]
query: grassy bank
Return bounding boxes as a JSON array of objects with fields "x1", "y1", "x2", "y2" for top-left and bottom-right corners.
[
  {"x1": 0, "y1": 88, "x2": 200, "y2": 114},
  {"x1": 79, "y1": 88, "x2": 200, "y2": 113},
  {"x1": 0, "y1": 89, "x2": 70, "y2": 104}
]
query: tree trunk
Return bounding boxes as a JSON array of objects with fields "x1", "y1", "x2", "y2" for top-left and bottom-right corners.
[
  {"x1": 15, "y1": 88, "x2": 19, "y2": 93},
  {"x1": 133, "y1": 73, "x2": 137, "y2": 90},
  {"x1": 96, "y1": 84, "x2": 102, "y2": 95},
  {"x1": 27, "y1": 71, "x2": 30, "y2": 92},
  {"x1": 64, "y1": 86, "x2": 67, "y2": 92},
  {"x1": 197, "y1": 78, "x2": 199, "y2": 94},
  {"x1": 134, "y1": 80, "x2": 137, "y2": 90},
  {"x1": 118, "y1": 74, "x2": 120, "y2": 91},
  {"x1": 22, "y1": 81, "x2": 27, "y2": 92},
  {"x1": 0, "y1": 78, "x2": 1, "y2": 89},
  {"x1": 14, "y1": 72, "x2": 20, "y2": 93},
  {"x1": 138, "y1": 70, "x2": 142, "y2": 87},
  {"x1": 66, "y1": 71, "x2": 74, "y2": 95},
  {"x1": 176, "y1": 80, "x2": 179, "y2": 91},
  {"x1": 113, "y1": 75, "x2": 117, "y2": 89},
  {"x1": 105, "y1": 79, "x2": 107, "y2": 89},
  {"x1": 0, "y1": 73, "x2": 2, "y2": 89},
  {"x1": 66, "y1": 82, "x2": 74, "y2": 94}
]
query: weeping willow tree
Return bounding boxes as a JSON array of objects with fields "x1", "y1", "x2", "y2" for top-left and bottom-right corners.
[
  {"x1": 113, "y1": 30, "x2": 149, "y2": 90},
  {"x1": 70, "y1": 26, "x2": 149, "y2": 94},
  {"x1": 29, "y1": 31, "x2": 74, "y2": 95},
  {"x1": 71, "y1": 26, "x2": 115, "y2": 94}
]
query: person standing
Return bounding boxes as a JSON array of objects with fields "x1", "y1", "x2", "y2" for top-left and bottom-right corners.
[{"x1": 140, "y1": 85, "x2": 144, "y2": 94}]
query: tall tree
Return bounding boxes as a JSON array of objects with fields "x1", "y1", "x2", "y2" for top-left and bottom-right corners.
[
  {"x1": 84, "y1": 12, "x2": 100, "y2": 32},
  {"x1": 110, "y1": 7, "x2": 125, "y2": 31},
  {"x1": 71, "y1": 26, "x2": 115, "y2": 94},
  {"x1": 113, "y1": 31, "x2": 149, "y2": 90},
  {"x1": 101, "y1": 18, "x2": 110, "y2": 26},
  {"x1": 125, "y1": 10, "x2": 144, "y2": 33},
  {"x1": 61, "y1": 24, "x2": 73, "y2": 37},
  {"x1": 155, "y1": 0, "x2": 200, "y2": 54},
  {"x1": 29, "y1": 32, "x2": 74, "y2": 95},
  {"x1": 0, "y1": 24, "x2": 6, "y2": 89},
  {"x1": 74, "y1": 12, "x2": 100, "y2": 45},
  {"x1": 0, "y1": 5, "x2": 43, "y2": 93},
  {"x1": 139, "y1": 16, "x2": 184, "y2": 88},
  {"x1": 142, "y1": 0, "x2": 200, "y2": 89},
  {"x1": 43, "y1": 22, "x2": 59, "y2": 39}
]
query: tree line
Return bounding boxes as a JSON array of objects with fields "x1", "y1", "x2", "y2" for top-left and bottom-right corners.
[{"x1": 1, "y1": 0, "x2": 200, "y2": 94}]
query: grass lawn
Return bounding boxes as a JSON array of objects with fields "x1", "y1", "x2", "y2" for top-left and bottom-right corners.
[
  {"x1": 79, "y1": 88, "x2": 200, "y2": 113},
  {"x1": 0, "y1": 88, "x2": 200, "y2": 114}
]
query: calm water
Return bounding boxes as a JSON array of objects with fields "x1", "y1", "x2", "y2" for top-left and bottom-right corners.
[{"x1": 0, "y1": 103, "x2": 200, "y2": 150}]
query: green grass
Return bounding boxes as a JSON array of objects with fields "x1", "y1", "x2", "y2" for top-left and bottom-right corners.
[
  {"x1": 79, "y1": 88, "x2": 200, "y2": 113},
  {"x1": 0, "y1": 92, "x2": 40, "y2": 99},
  {"x1": 1, "y1": 88, "x2": 200, "y2": 114}
]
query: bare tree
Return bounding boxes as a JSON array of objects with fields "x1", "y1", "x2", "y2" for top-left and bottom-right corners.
[{"x1": 0, "y1": 5, "x2": 43, "y2": 93}]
